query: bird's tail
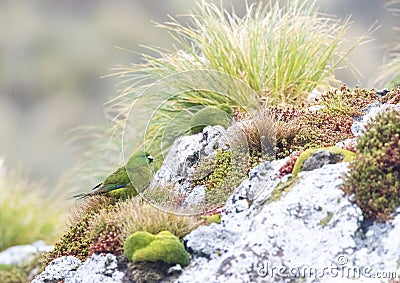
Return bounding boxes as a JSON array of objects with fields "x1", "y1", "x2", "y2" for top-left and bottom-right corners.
[{"x1": 71, "y1": 183, "x2": 102, "y2": 199}]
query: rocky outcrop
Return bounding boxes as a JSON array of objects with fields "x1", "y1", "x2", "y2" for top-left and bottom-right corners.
[{"x1": 32, "y1": 97, "x2": 400, "y2": 283}]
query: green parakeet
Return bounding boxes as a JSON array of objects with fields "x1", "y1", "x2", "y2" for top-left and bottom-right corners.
[{"x1": 73, "y1": 151, "x2": 154, "y2": 199}]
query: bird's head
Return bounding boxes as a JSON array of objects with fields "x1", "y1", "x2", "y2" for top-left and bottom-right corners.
[{"x1": 127, "y1": 151, "x2": 153, "y2": 167}]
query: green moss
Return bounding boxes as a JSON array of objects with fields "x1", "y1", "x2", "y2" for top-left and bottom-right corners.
[
  {"x1": 203, "y1": 214, "x2": 221, "y2": 224},
  {"x1": 123, "y1": 231, "x2": 189, "y2": 267},
  {"x1": 319, "y1": 211, "x2": 334, "y2": 227},
  {"x1": 192, "y1": 149, "x2": 264, "y2": 208},
  {"x1": 292, "y1": 147, "x2": 355, "y2": 177},
  {"x1": 342, "y1": 109, "x2": 400, "y2": 222},
  {"x1": 316, "y1": 85, "x2": 378, "y2": 117},
  {"x1": 265, "y1": 176, "x2": 301, "y2": 205},
  {"x1": 190, "y1": 106, "x2": 231, "y2": 134}
]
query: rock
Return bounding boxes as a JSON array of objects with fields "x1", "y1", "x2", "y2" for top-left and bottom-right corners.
[
  {"x1": 32, "y1": 254, "x2": 124, "y2": 283},
  {"x1": 178, "y1": 163, "x2": 364, "y2": 283},
  {"x1": 182, "y1": 185, "x2": 206, "y2": 208},
  {"x1": 376, "y1": 88, "x2": 390, "y2": 98},
  {"x1": 150, "y1": 126, "x2": 226, "y2": 187},
  {"x1": 122, "y1": 259, "x2": 171, "y2": 283},
  {"x1": 225, "y1": 159, "x2": 286, "y2": 215},
  {"x1": 32, "y1": 256, "x2": 82, "y2": 283},
  {"x1": 0, "y1": 240, "x2": 53, "y2": 265},
  {"x1": 301, "y1": 150, "x2": 344, "y2": 172},
  {"x1": 145, "y1": 126, "x2": 227, "y2": 210},
  {"x1": 335, "y1": 138, "x2": 356, "y2": 149},
  {"x1": 292, "y1": 147, "x2": 355, "y2": 177},
  {"x1": 351, "y1": 104, "x2": 400, "y2": 137},
  {"x1": 184, "y1": 223, "x2": 241, "y2": 260}
]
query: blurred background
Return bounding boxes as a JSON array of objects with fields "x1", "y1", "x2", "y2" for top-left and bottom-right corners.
[{"x1": 0, "y1": 0, "x2": 398, "y2": 188}]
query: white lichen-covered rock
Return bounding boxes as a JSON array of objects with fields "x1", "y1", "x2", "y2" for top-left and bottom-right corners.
[
  {"x1": 0, "y1": 240, "x2": 53, "y2": 265},
  {"x1": 146, "y1": 125, "x2": 227, "y2": 209},
  {"x1": 225, "y1": 159, "x2": 286, "y2": 214},
  {"x1": 32, "y1": 256, "x2": 82, "y2": 283},
  {"x1": 32, "y1": 254, "x2": 124, "y2": 283},
  {"x1": 178, "y1": 163, "x2": 368, "y2": 282},
  {"x1": 177, "y1": 162, "x2": 400, "y2": 282},
  {"x1": 150, "y1": 125, "x2": 227, "y2": 187},
  {"x1": 351, "y1": 103, "x2": 400, "y2": 137}
]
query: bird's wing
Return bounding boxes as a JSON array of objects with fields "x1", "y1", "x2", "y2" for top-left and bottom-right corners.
[
  {"x1": 127, "y1": 166, "x2": 153, "y2": 193},
  {"x1": 72, "y1": 166, "x2": 130, "y2": 199}
]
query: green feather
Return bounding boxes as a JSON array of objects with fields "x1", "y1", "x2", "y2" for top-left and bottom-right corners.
[{"x1": 73, "y1": 151, "x2": 154, "y2": 199}]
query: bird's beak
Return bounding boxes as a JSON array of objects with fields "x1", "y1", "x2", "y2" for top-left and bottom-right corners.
[{"x1": 148, "y1": 155, "x2": 154, "y2": 163}]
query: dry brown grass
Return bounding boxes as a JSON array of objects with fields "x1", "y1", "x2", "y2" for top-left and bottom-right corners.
[
  {"x1": 87, "y1": 197, "x2": 201, "y2": 241},
  {"x1": 227, "y1": 109, "x2": 276, "y2": 157}
]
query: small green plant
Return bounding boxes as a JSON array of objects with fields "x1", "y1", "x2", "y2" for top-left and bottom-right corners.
[
  {"x1": 342, "y1": 109, "x2": 400, "y2": 222},
  {"x1": 45, "y1": 196, "x2": 116, "y2": 262},
  {"x1": 192, "y1": 149, "x2": 263, "y2": 207},
  {"x1": 0, "y1": 165, "x2": 67, "y2": 252},
  {"x1": 203, "y1": 214, "x2": 221, "y2": 225},
  {"x1": 314, "y1": 85, "x2": 378, "y2": 116},
  {"x1": 319, "y1": 211, "x2": 334, "y2": 227},
  {"x1": 123, "y1": 231, "x2": 190, "y2": 267}
]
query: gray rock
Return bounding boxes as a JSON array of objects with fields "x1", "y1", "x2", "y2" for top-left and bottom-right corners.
[
  {"x1": 182, "y1": 185, "x2": 206, "y2": 208},
  {"x1": 225, "y1": 159, "x2": 286, "y2": 215},
  {"x1": 32, "y1": 256, "x2": 82, "y2": 283},
  {"x1": 301, "y1": 150, "x2": 344, "y2": 172},
  {"x1": 150, "y1": 126, "x2": 226, "y2": 187},
  {"x1": 184, "y1": 223, "x2": 241, "y2": 260},
  {"x1": 32, "y1": 254, "x2": 124, "y2": 283},
  {"x1": 177, "y1": 163, "x2": 364, "y2": 283},
  {"x1": 145, "y1": 126, "x2": 227, "y2": 210},
  {"x1": 351, "y1": 104, "x2": 400, "y2": 137},
  {"x1": 0, "y1": 240, "x2": 53, "y2": 265}
]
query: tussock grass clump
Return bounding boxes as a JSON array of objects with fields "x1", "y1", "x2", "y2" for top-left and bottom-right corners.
[
  {"x1": 122, "y1": 0, "x2": 357, "y2": 102},
  {"x1": 0, "y1": 164, "x2": 67, "y2": 252},
  {"x1": 378, "y1": 1, "x2": 400, "y2": 88},
  {"x1": 92, "y1": 198, "x2": 200, "y2": 241},
  {"x1": 342, "y1": 109, "x2": 400, "y2": 222},
  {"x1": 107, "y1": 0, "x2": 365, "y2": 162},
  {"x1": 227, "y1": 109, "x2": 276, "y2": 156}
]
